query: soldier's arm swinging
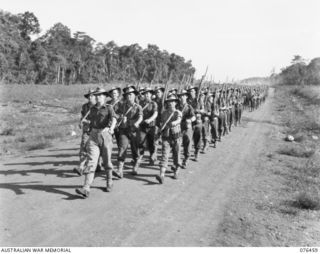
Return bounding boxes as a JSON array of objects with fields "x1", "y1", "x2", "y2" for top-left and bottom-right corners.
[
  {"x1": 145, "y1": 111, "x2": 158, "y2": 124},
  {"x1": 170, "y1": 111, "x2": 182, "y2": 127}
]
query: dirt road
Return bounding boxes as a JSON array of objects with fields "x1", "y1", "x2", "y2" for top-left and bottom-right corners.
[{"x1": 0, "y1": 89, "x2": 275, "y2": 246}]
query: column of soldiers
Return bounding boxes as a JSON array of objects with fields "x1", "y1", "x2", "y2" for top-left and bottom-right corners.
[{"x1": 74, "y1": 83, "x2": 268, "y2": 198}]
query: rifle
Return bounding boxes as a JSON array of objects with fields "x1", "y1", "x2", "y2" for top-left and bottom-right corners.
[
  {"x1": 161, "y1": 71, "x2": 173, "y2": 113},
  {"x1": 196, "y1": 66, "x2": 208, "y2": 105},
  {"x1": 116, "y1": 105, "x2": 134, "y2": 128},
  {"x1": 136, "y1": 66, "x2": 146, "y2": 91},
  {"x1": 155, "y1": 110, "x2": 176, "y2": 140},
  {"x1": 177, "y1": 74, "x2": 185, "y2": 93},
  {"x1": 79, "y1": 108, "x2": 92, "y2": 129}
]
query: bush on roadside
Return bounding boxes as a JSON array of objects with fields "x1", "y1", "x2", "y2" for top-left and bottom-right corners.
[{"x1": 278, "y1": 146, "x2": 315, "y2": 158}]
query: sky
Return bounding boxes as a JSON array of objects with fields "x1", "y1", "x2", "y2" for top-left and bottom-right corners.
[{"x1": 1, "y1": 0, "x2": 320, "y2": 80}]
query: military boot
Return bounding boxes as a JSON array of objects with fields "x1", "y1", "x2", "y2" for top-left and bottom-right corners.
[
  {"x1": 155, "y1": 167, "x2": 166, "y2": 184},
  {"x1": 172, "y1": 165, "x2": 180, "y2": 179},
  {"x1": 201, "y1": 140, "x2": 208, "y2": 154},
  {"x1": 132, "y1": 156, "x2": 142, "y2": 175},
  {"x1": 113, "y1": 161, "x2": 124, "y2": 179},
  {"x1": 106, "y1": 170, "x2": 113, "y2": 192},
  {"x1": 194, "y1": 150, "x2": 199, "y2": 162},
  {"x1": 150, "y1": 153, "x2": 157, "y2": 166},
  {"x1": 181, "y1": 158, "x2": 188, "y2": 169}
]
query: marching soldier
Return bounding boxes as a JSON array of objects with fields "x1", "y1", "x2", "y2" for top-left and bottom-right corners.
[
  {"x1": 177, "y1": 89, "x2": 195, "y2": 169},
  {"x1": 154, "y1": 86, "x2": 165, "y2": 126},
  {"x1": 208, "y1": 92, "x2": 219, "y2": 148},
  {"x1": 73, "y1": 88, "x2": 96, "y2": 176},
  {"x1": 156, "y1": 94, "x2": 182, "y2": 184},
  {"x1": 114, "y1": 86, "x2": 143, "y2": 178},
  {"x1": 186, "y1": 86, "x2": 202, "y2": 161},
  {"x1": 199, "y1": 90, "x2": 211, "y2": 154},
  {"x1": 168, "y1": 88, "x2": 178, "y2": 95},
  {"x1": 75, "y1": 87, "x2": 116, "y2": 198},
  {"x1": 234, "y1": 89, "x2": 242, "y2": 126},
  {"x1": 138, "y1": 87, "x2": 158, "y2": 165},
  {"x1": 108, "y1": 86, "x2": 122, "y2": 149}
]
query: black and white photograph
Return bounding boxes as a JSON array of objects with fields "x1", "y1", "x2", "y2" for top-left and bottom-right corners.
[{"x1": 0, "y1": 0, "x2": 319, "y2": 249}]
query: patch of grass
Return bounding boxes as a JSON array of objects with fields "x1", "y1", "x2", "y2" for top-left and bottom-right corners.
[
  {"x1": 68, "y1": 104, "x2": 82, "y2": 115},
  {"x1": 277, "y1": 146, "x2": 315, "y2": 158},
  {"x1": 0, "y1": 127, "x2": 15, "y2": 136},
  {"x1": 291, "y1": 86, "x2": 320, "y2": 105},
  {"x1": 43, "y1": 132, "x2": 63, "y2": 140},
  {"x1": 25, "y1": 140, "x2": 52, "y2": 151},
  {"x1": 15, "y1": 136, "x2": 26, "y2": 143},
  {"x1": 20, "y1": 108, "x2": 30, "y2": 113}
]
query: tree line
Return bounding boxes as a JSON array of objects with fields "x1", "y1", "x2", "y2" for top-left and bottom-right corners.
[
  {"x1": 274, "y1": 55, "x2": 320, "y2": 86},
  {"x1": 0, "y1": 10, "x2": 196, "y2": 85}
]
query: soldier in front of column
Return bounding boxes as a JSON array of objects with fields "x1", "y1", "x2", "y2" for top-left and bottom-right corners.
[
  {"x1": 75, "y1": 88, "x2": 116, "y2": 198},
  {"x1": 156, "y1": 94, "x2": 182, "y2": 184},
  {"x1": 114, "y1": 86, "x2": 143, "y2": 178},
  {"x1": 177, "y1": 89, "x2": 195, "y2": 169},
  {"x1": 139, "y1": 87, "x2": 158, "y2": 165},
  {"x1": 73, "y1": 88, "x2": 96, "y2": 176}
]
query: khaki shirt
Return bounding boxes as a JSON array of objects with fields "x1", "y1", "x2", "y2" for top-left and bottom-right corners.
[{"x1": 88, "y1": 104, "x2": 115, "y2": 129}]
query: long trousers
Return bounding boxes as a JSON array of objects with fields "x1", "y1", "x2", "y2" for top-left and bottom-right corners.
[
  {"x1": 182, "y1": 127, "x2": 193, "y2": 160},
  {"x1": 228, "y1": 107, "x2": 234, "y2": 131},
  {"x1": 218, "y1": 112, "x2": 228, "y2": 137},
  {"x1": 202, "y1": 118, "x2": 210, "y2": 149},
  {"x1": 193, "y1": 121, "x2": 202, "y2": 152},
  {"x1": 118, "y1": 128, "x2": 140, "y2": 163},
  {"x1": 114, "y1": 128, "x2": 120, "y2": 151},
  {"x1": 79, "y1": 132, "x2": 90, "y2": 171},
  {"x1": 139, "y1": 126, "x2": 157, "y2": 157},
  {"x1": 160, "y1": 137, "x2": 181, "y2": 169},
  {"x1": 82, "y1": 129, "x2": 113, "y2": 190},
  {"x1": 234, "y1": 105, "x2": 242, "y2": 126},
  {"x1": 210, "y1": 117, "x2": 219, "y2": 141}
]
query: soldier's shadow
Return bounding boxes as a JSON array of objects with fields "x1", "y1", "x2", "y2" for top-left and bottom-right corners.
[
  {"x1": 0, "y1": 165, "x2": 81, "y2": 179},
  {"x1": 123, "y1": 173, "x2": 159, "y2": 185},
  {"x1": 0, "y1": 181, "x2": 84, "y2": 200},
  {"x1": 0, "y1": 167, "x2": 79, "y2": 178}
]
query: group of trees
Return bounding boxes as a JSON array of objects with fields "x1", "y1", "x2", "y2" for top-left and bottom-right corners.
[
  {"x1": 275, "y1": 55, "x2": 320, "y2": 86},
  {"x1": 0, "y1": 10, "x2": 196, "y2": 85}
]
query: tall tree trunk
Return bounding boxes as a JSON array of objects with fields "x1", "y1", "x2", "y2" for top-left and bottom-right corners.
[{"x1": 56, "y1": 65, "x2": 60, "y2": 84}]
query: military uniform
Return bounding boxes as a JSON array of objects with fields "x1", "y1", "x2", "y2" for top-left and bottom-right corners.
[
  {"x1": 234, "y1": 94, "x2": 242, "y2": 126},
  {"x1": 157, "y1": 107, "x2": 182, "y2": 183},
  {"x1": 76, "y1": 88, "x2": 116, "y2": 197},
  {"x1": 178, "y1": 100, "x2": 195, "y2": 168},
  {"x1": 139, "y1": 98, "x2": 158, "y2": 164},
  {"x1": 110, "y1": 98, "x2": 122, "y2": 149},
  {"x1": 78, "y1": 102, "x2": 93, "y2": 174},
  {"x1": 210, "y1": 101, "x2": 219, "y2": 147},
  {"x1": 73, "y1": 88, "x2": 96, "y2": 176},
  {"x1": 117, "y1": 101, "x2": 143, "y2": 174},
  {"x1": 200, "y1": 99, "x2": 211, "y2": 153},
  {"x1": 188, "y1": 96, "x2": 202, "y2": 160}
]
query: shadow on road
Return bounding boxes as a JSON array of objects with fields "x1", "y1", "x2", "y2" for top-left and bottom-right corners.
[
  {"x1": 0, "y1": 168, "x2": 79, "y2": 178},
  {"x1": 25, "y1": 153, "x2": 79, "y2": 158},
  {"x1": 4, "y1": 160, "x2": 78, "y2": 167},
  {"x1": 0, "y1": 181, "x2": 84, "y2": 200}
]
